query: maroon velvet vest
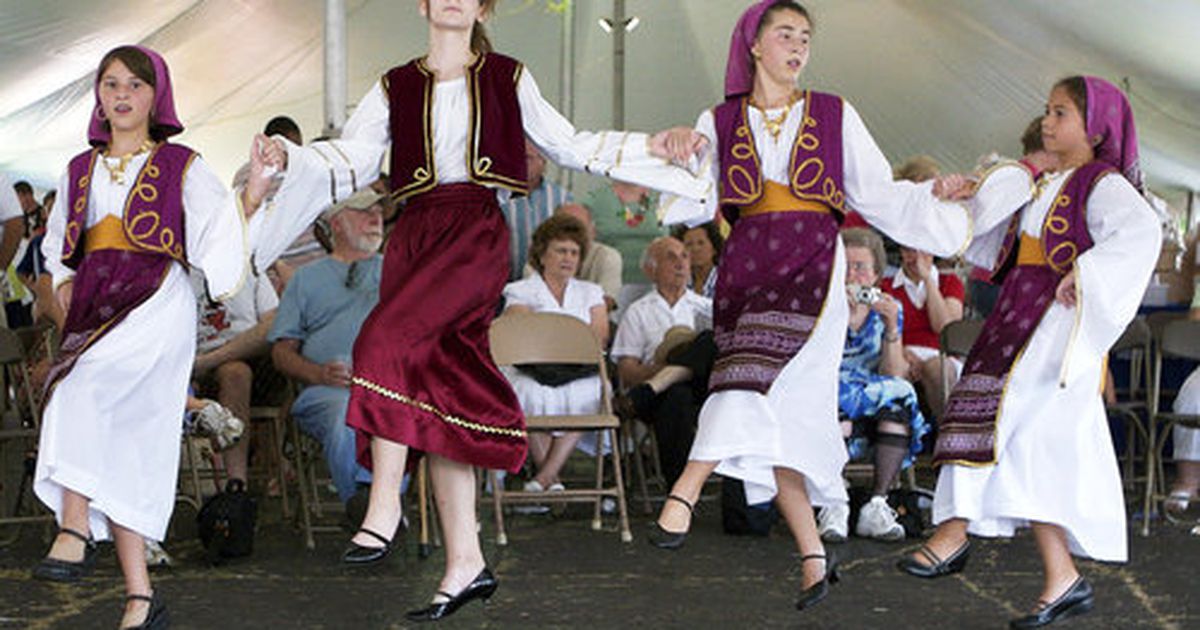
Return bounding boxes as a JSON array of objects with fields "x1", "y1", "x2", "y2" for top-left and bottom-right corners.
[
  {"x1": 63, "y1": 143, "x2": 195, "y2": 269},
  {"x1": 989, "y1": 161, "x2": 1110, "y2": 283},
  {"x1": 712, "y1": 90, "x2": 846, "y2": 225},
  {"x1": 385, "y1": 53, "x2": 528, "y2": 202}
]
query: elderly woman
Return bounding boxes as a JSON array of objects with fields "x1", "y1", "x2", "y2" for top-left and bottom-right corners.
[
  {"x1": 673, "y1": 222, "x2": 724, "y2": 298},
  {"x1": 501, "y1": 214, "x2": 609, "y2": 494},
  {"x1": 818, "y1": 228, "x2": 929, "y2": 543}
]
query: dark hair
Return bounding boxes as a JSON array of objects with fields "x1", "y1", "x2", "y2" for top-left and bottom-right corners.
[
  {"x1": 471, "y1": 0, "x2": 497, "y2": 55},
  {"x1": 671, "y1": 222, "x2": 725, "y2": 267},
  {"x1": 756, "y1": 1, "x2": 813, "y2": 39},
  {"x1": 13, "y1": 181, "x2": 32, "y2": 195},
  {"x1": 1054, "y1": 76, "x2": 1089, "y2": 125},
  {"x1": 1020, "y1": 116, "x2": 1044, "y2": 154},
  {"x1": 264, "y1": 116, "x2": 302, "y2": 144},
  {"x1": 96, "y1": 46, "x2": 172, "y2": 142},
  {"x1": 529, "y1": 214, "x2": 588, "y2": 274}
]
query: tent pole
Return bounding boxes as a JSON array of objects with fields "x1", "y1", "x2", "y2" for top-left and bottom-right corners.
[
  {"x1": 324, "y1": 0, "x2": 348, "y2": 138},
  {"x1": 558, "y1": 0, "x2": 576, "y2": 190},
  {"x1": 612, "y1": 0, "x2": 625, "y2": 129}
]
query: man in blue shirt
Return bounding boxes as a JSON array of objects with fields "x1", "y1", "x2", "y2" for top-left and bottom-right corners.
[{"x1": 500, "y1": 140, "x2": 571, "y2": 280}]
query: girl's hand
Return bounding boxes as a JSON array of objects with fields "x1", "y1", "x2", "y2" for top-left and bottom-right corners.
[
  {"x1": 871, "y1": 293, "x2": 901, "y2": 328},
  {"x1": 1055, "y1": 270, "x2": 1077, "y2": 307},
  {"x1": 650, "y1": 127, "x2": 708, "y2": 163},
  {"x1": 933, "y1": 174, "x2": 975, "y2": 200}
]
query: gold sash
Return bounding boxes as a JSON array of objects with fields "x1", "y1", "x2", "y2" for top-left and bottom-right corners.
[{"x1": 740, "y1": 181, "x2": 831, "y2": 218}]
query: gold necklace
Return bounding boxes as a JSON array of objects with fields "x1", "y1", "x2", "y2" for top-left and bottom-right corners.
[
  {"x1": 100, "y1": 139, "x2": 155, "y2": 185},
  {"x1": 750, "y1": 91, "x2": 802, "y2": 140}
]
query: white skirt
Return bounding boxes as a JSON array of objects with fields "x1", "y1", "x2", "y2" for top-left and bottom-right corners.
[
  {"x1": 34, "y1": 265, "x2": 195, "y2": 542},
  {"x1": 932, "y1": 300, "x2": 1127, "y2": 562},
  {"x1": 501, "y1": 368, "x2": 610, "y2": 455},
  {"x1": 688, "y1": 243, "x2": 849, "y2": 507},
  {"x1": 1173, "y1": 367, "x2": 1200, "y2": 461}
]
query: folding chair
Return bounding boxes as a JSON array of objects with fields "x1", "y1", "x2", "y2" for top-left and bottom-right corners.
[
  {"x1": 487, "y1": 312, "x2": 632, "y2": 545},
  {"x1": 1104, "y1": 318, "x2": 1153, "y2": 490},
  {"x1": 0, "y1": 325, "x2": 55, "y2": 545},
  {"x1": 938, "y1": 318, "x2": 985, "y2": 407},
  {"x1": 1142, "y1": 318, "x2": 1200, "y2": 536}
]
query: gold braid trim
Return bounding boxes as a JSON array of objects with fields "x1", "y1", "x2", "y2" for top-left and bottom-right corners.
[{"x1": 352, "y1": 376, "x2": 527, "y2": 439}]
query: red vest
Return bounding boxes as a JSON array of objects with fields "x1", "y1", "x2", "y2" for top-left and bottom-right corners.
[{"x1": 385, "y1": 53, "x2": 528, "y2": 201}]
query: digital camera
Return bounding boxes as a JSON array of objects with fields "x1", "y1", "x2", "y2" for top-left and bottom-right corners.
[{"x1": 848, "y1": 284, "x2": 883, "y2": 305}]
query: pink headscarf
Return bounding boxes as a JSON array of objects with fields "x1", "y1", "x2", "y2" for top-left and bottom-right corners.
[
  {"x1": 1083, "y1": 76, "x2": 1142, "y2": 192},
  {"x1": 724, "y1": 1, "x2": 778, "y2": 100},
  {"x1": 88, "y1": 45, "x2": 184, "y2": 147}
]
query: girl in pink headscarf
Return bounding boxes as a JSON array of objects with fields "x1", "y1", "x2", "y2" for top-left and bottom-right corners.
[
  {"x1": 33, "y1": 45, "x2": 267, "y2": 629},
  {"x1": 899, "y1": 76, "x2": 1160, "y2": 629}
]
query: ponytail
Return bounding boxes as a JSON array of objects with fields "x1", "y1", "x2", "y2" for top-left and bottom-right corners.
[{"x1": 470, "y1": 22, "x2": 494, "y2": 55}]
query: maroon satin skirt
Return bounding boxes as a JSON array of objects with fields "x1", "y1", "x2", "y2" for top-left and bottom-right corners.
[{"x1": 346, "y1": 183, "x2": 526, "y2": 473}]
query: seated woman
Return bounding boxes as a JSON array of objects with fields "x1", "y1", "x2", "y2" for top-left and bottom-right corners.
[
  {"x1": 672, "y1": 222, "x2": 724, "y2": 299},
  {"x1": 1166, "y1": 298, "x2": 1200, "y2": 516},
  {"x1": 501, "y1": 215, "x2": 609, "y2": 494},
  {"x1": 818, "y1": 228, "x2": 930, "y2": 543}
]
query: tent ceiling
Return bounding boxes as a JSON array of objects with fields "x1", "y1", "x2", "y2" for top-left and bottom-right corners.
[{"x1": 1, "y1": 0, "x2": 1197, "y2": 199}]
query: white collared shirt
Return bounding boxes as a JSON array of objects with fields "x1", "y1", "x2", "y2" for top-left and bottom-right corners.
[{"x1": 611, "y1": 289, "x2": 712, "y2": 364}]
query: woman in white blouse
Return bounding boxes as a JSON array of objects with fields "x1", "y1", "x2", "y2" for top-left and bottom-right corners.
[{"x1": 502, "y1": 215, "x2": 609, "y2": 493}]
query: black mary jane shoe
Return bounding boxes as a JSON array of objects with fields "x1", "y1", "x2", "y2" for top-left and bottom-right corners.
[
  {"x1": 341, "y1": 527, "x2": 392, "y2": 565},
  {"x1": 32, "y1": 527, "x2": 98, "y2": 583},
  {"x1": 647, "y1": 494, "x2": 694, "y2": 550},
  {"x1": 896, "y1": 539, "x2": 970, "y2": 579},
  {"x1": 121, "y1": 592, "x2": 170, "y2": 630},
  {"x1": 404, "y1": 567, "x2": 498, "y2": 622},
  {"x1": 1008, "y1": 576, "x2": 1094, "y2": 629},
  {"x1": 795, "y1": 553, "x2": 841, "y2": 611}
]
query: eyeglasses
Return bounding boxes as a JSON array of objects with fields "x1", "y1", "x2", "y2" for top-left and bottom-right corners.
[{"x1": 847, "y1": 261, "x2": 873, "y2": 272}]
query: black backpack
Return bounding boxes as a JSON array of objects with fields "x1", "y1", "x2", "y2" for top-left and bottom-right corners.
[
  {"x1": 720, "y1": 476, "x2": 779, "y2": 536},
  {"x1": 197, "y1": 478, "x2": 257, "y2": 563}
]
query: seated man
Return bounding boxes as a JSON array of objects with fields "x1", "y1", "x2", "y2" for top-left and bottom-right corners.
[
  {"x1": 268, "y1": 189, "x2": 384, "y2": 517},
  {"x1": 611, "y1": 236, "x2": 712, "y2": 487}
]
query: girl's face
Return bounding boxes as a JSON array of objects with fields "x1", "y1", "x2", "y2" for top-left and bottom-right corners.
[
  {"x1": 98, "y1": 60, "x2": 154, "y2": 137},
  {"x1": 1041, "y1": 86, "x2": 1089, "y2": 159},
  {"x1": 845, "y1": 246, "x2": 878, "y2": 288},
  {"x1": 683, "y1": 228, "x2": 715, "y2": 269},
  {"x1": 540, "y1": 238, "x2": 581, "y2": 283},
  {"x1": 420, "y1": 0, "x2": 485, "y2": 31},
  {"x1": 751, "y1": 10, "x2": 811, "y2": 88}
]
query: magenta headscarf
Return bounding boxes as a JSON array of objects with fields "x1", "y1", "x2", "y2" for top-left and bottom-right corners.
[
  {"x1": 1083, "y1": 76, "x2": 1142, "y2": 192},
  {"x1": 88, "y1": 45, "x2": 184, "y2": 147},
  {"x1": 724, "y1": 1, "x2": 778, "y2": 100}
]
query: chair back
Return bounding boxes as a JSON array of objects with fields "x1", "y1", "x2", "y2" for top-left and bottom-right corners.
[
  {"x1": 489, "y1": 312, "x2": 602, "y2": 367},
  {"x1": 939, "y1": 319, "x2": 985, "y2": 357},
  {"x1": 1111, "y1": 317, "x2": 1152, "y2": 355},
  {"x1": 1160, "y1": 319, "x2": 1200, "y2": 362},
  {"x1": 0, "y1": 327, "x2": 26, "y2": 364},
  {"x1": 1146, "y1": 311, "x2": 1185, "y2": 345}
]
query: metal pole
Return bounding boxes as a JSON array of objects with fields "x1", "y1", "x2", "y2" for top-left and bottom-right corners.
[
  {"x1": 558, "y1": 0, "x2": 576, "y2": 189},
  {"x1": 324, "y1": 0, "x2": 347, "y2": 137},
  {"x1": 612, "y1": 0, "x2": 625, "y2": 129}
]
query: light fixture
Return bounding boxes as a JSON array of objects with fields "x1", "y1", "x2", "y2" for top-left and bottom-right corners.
[{"x1": 598, "y1": 16, "x2": 640, "y2": 33}]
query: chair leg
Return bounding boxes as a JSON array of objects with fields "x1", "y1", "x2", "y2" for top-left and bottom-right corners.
[
  {"x1": 609, "y1": 428, "x2": 632, "y2": 543},
  {"x1": 417, "y1": 459, "x2": 433, "y2": 557},
  {"x1": 272, "y1": 409, "x2": 291, "y2": 519},
  {"x1": 592, "y1": 443, "x2": 604, "y2": 531},
  {"x1": 627, "y1": 420, "x2": 652, "y2": 515},
  {"x1": 1141, "y1": 420, "x2": 1156, "y2": 537},
  {"x1": 288, "y1": 416, "x2": 315, "y2": 550},
  {"x1": 491, "y1": 467, "x2": 508, "y2": 546}
]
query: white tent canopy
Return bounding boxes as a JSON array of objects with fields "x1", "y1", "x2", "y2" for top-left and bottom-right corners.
[{"x1": 1, "y1": 0, "x2": 1197, "y2": 211}]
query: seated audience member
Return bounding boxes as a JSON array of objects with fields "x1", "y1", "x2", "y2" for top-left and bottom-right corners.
[
  {"x1": 881, "y1": 245, "x2": 965, "y2": 416},
  {"x1": 587, "y1": 180, "x2": 664, "y2": 285},
  {"x1": 672, "y1": 222, "x2": 723, "y2": 299},
  {"x1": 15, "y1": 190, "x2": 63, "y2": 330},
  {"x1": 502, "y1": 140, "x2": 571, "y2": 281},
  {"x1": 1166, "y1": 303, "x2": 1200, "y2": 516},
  {"x1": 554, "y1": 203, "x2": 622, "y2": 312},
  {"x1": 611, "y1": 237, "x2": 712, "y2": 486},
  {"x1": 190, "y1": 262, "x2": 279, "y2": 488},
  {"x1": 501, "y1": 215, "x2": 609, "y2": 495},
  {"x1": 818, "y1": 228, "x2": 929, "y2": 543},
  {"x1": 268, "y1": 189, "x2": 384, "y2": 515}
]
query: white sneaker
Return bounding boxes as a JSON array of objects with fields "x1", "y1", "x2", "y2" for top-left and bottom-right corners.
[
  {"x1": 144, "y1": 540, "x2": 173, "y2": 567},
  {"x1": 192, "y1": 400, "x2": 245, "y2": 451},
  {"x1": 856, "y1": 495, "x2": 906, "y2": 541},
  {"x1": 513, "y1": 479, "x2": 550, "y2": 514},
  {"x1": 817, "y1": 502, "x2": 849, "y2": 543}
]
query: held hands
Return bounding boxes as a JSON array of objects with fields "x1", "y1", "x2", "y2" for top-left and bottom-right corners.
[
  {"x1": 1054, "y1": 270, "x2": 1077, "y2": 308},
  {"x1": 241, "y1": 134, "x2": 289, "y2": 215},
  {"x1": 649, "y1": 127, "x2": 708, "y2": 164},
  {"x1": 932, "y1": 174, "x2": 975, "y2": 201}
]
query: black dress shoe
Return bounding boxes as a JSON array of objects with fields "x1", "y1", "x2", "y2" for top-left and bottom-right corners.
[
  {"x1": 796, "y1": 553, "x2": 841, "y2": 611},
  {"x1": 647, "y1": 494, "x2": 694, "y2": 550},
  {"x1": 341, "y1": 527, "x2": 392, "y2": 565},
  {"x1": 896, "y1": 540, "x2": 970, "y2": 579},
  {"x1": 1009, "y1": 576, "x2": 1094, "y2": 629},
  {"x1": 122, "y1": 592, "x2": 169, "y2": 630},
  {"x1": 405, "y1": 567, "x2": 498, "y2": 622},
  {"x1": 32, "y1": 527, "x2": 98, "y2": 583}
]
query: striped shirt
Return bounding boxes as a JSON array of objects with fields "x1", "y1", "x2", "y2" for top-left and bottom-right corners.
[{"x1": 500, "y1": 179, "x2": 570, "y2": 280}]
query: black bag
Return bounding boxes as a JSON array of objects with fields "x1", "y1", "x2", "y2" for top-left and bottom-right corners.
[
  {"x1": 720, "y1": 476, "x2": 779, "y2": 536},
  {"x1": 197, "y1": 478, "x2": 257, "y2": 562},
  {"x1": 515, "y1": 363, "x2": 598, "y2": 387}
]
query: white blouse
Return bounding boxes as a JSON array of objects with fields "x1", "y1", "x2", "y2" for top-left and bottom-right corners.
[{"x1": 503, "y1": 274, "x2": 604, "y2": 324}]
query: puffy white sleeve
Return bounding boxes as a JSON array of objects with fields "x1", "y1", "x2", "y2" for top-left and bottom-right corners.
[
  {"x1": 41, "y1": 169, "x2": 73, "y2": 289},
  {"x1": 842, "y1": 101, "x2": 970, "y2": 258},
  {"x1": 252, "y1": 82, "x2": 389, "y2": 271},
  {"x1": 518, "y1": 68, "x2": 709, "y2": 202},
  {"x1": 1060, "y1": 174, "x2": 1161, "y2": 387},
  {"x1": 660, "y1": 109, "x2": 719, "y2": 227},
  {"x1": 184, "y1": 156, "x2": 249, "y2": 302},
  {"x1": 962, "y1": 162, "x2": 1035, "y2": 270}
]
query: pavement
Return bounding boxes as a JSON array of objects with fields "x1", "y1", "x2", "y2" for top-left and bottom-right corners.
[{"x1": 1, "y1": 482, "x2": 1197, "y2": 629}]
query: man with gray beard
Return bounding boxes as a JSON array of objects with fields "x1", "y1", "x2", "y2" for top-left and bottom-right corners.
[{"x1": 269, "y1": 188, "x2": 385, "y2": 521}]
